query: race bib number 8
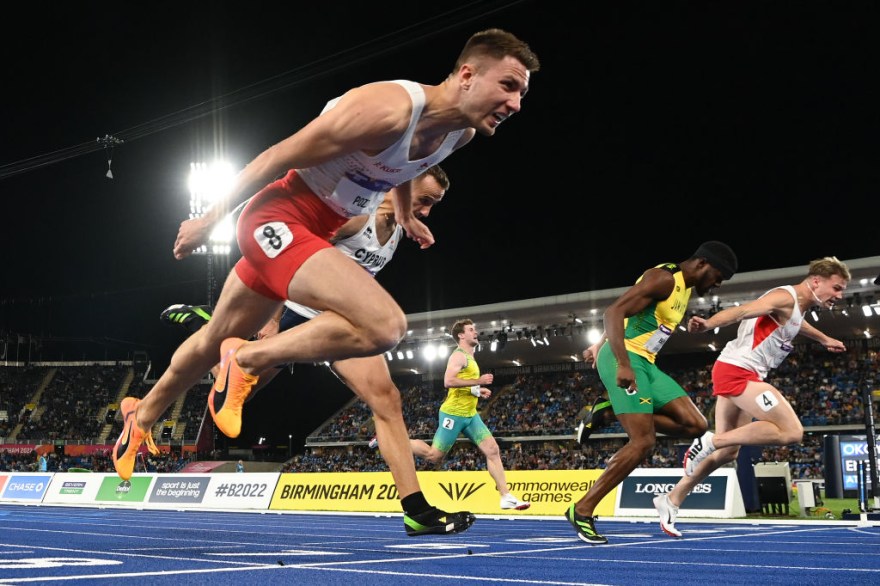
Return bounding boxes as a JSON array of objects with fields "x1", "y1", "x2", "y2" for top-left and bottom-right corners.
[{"x1": 254, "y1": 222, "x2": 293, "y2": 258}]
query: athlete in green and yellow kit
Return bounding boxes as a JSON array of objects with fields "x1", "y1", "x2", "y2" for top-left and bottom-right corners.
[
  {"x1": 410, "y1": 318, "x2": 531, "y2": 511},
  {"x1": 566, "y1": 241, "x2": 738, "y2": 544}
]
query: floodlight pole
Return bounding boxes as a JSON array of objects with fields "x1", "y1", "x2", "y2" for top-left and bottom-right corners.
[{"x1": 206, "y1": 250, "x2": 215, "y2": 307}]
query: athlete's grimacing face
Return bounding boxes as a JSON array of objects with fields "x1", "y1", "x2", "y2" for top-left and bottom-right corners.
[
  {"x1": 463, "y1": 55, "x2": 530, "y2": 137},
  {"x1": 812, "y1": 274, "x2": 848, "y2": 308}
]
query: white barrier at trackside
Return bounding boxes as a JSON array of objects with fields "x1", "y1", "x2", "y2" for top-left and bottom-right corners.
[{"x1": 615, "y1": 468, "x2": 746, "y2": 518}]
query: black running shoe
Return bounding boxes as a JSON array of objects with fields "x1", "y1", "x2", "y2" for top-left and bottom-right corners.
[
  {"x1": 564, "y1": 503, "x2": 608, "y2": 544},
  {"x1": 160, "y1": 304, "x2": 213, "y2": 333},
  {"x1": 576, "y1": 397, "x2": 613, "y2": 445},
  {"x1": 404, "y1": 507, "x2": 476, "y2": 536}
]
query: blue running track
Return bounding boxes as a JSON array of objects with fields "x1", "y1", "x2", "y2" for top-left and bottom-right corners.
[{"x1": 0, "y1": 505, "x2": 878, "y2": 585}]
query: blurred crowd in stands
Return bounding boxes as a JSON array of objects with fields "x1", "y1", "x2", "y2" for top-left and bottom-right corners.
[
  {"x1": 1, "y1": 342, "x2": 877, "y2": 479},
  {"x1": 0, "y1": 447, "x2": 195, "y2": 473}
]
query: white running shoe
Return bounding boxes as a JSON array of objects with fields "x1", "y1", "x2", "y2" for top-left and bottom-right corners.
[
  {"x1": 500, "y1": 493, "x2": 531, "y2": 510},
  {"x1": 653, "y1": 494, "x2": 682, "y2": 537},
  {"x1": 683, "y1": 431, "x2": 715, "y2": 477},
  {"x1": 368, "y1": 437, "x2": 379, "y2": 449}
]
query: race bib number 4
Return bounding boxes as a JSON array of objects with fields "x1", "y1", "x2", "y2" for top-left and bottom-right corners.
[
  {"x1": 756, "y1": 391, "x2": 779, "y2": 412},
  {"x1": 254, "y1": 222, "x2": 293, "y2": 258}
]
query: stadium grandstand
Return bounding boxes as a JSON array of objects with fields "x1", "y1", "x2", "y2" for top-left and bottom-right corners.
[{"x1": 2, "y1": 256, "x2": 878, "y2": 488}]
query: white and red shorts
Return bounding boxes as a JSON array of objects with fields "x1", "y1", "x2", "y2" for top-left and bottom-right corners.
[
  {"x1": 711, "y1": 360, "x2": 761, "y2": 397},
  {"x1": 234, "y1": 170, "x2": 346, "y2": 300}
]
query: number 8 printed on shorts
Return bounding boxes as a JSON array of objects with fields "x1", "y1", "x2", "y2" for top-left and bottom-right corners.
[{"x1": 254, "y1": 222, "x2": 293, "y2": 258}]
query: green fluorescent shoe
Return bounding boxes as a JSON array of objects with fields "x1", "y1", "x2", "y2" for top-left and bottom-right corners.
[
  {"x1": 160, "y1": 304, "x2": 213, "y2": 333},
  {"x1": 564, "y1": 503, "x2": 608, "y2": 544},
  {"x1": 404, "y1": 508, "x2": 476, "y2": 536},
  {"x1": 576, "y1": 397, "x2": 613, "y2": 444}
]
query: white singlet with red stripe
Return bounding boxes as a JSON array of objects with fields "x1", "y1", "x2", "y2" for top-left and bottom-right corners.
[
  {"x1": 716, "y1": 285, "x2": 803, "y2": 380},
  {"x1": 296, "y1": 80, "x2": 464, "y2": 219}
]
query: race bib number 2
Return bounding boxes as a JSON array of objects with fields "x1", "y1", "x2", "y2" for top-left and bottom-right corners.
[{"x1": 254, "y1": 222, "x2": 293, "y2": 258}]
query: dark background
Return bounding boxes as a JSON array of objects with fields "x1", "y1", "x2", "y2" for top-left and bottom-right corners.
[{"x1": 1, "y1": 1, "x2": 877, "y2": 453}]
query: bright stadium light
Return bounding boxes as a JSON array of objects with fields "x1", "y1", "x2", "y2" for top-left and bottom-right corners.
[
  {"x1": 188, "y1": 160, "x2": 237, "y2": 305},
  {"x1": 188, "y1": 161, "x2": 237, "y2": 255},
  {"x1": 422, "y1": 344, "x2": 438, "y2": 361}
]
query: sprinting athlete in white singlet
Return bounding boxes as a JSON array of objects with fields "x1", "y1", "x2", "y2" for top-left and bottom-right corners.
[{"x1": 653, "y1": 256, "x2": 850, "y2": 539}]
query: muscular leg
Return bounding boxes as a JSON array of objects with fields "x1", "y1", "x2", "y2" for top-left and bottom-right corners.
[
  {"x1": 331, "y1": 356, "x2": 420, "y2": 498},
  {"x1": 713, "y1": 381, "x2": 803, "y2": 448},
  {"x1": 410, "y1": 439, "x2": 446, "y2": 463},
  {"x1": 652, "y1": 396, "x2": 708, "y2": 438},
  {"x1": 476, "y1": 436, "x2": 509, "y2": 494},
  {"x1": 234, "y1": 248, "x2": 407, "y2": 373},
  {"x1": 667, "y1": 396, "x2": 749, "y2": 506},
  {"x1": 136, "y1": 270, "x2": 280, "y2": 431},
  {"x1": 575, "y1": 412, "x2": 656, "y2": 516}
]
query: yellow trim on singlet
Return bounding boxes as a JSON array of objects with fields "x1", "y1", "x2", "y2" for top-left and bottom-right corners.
[
  {"x1": 623, "y1": 263, "x2": 692, "y2": 363},
  {"x1": 439, "y1": 348, "x2": 480, "y2": 417}
]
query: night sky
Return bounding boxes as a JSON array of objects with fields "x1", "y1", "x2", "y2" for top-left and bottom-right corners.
[{"x1": 2, "y1": 1, "x2": 877, "y2": 450}]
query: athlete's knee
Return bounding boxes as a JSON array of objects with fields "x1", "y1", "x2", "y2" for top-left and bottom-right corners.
[
  {"x1": 481, "y1": 440, "x2": 501, "y2": 460},
  {"x1": 425, "y1": 449, "x2": 445, "y2": 464},
  {"x1": 365, "y1": 387, "x2": 403, "y2": 421},
  {"x1": 627, "y1": 435, "x2": 656, "y2": 458},
  {"x1": 360, "y1": 307, "x2": 407, "y2": 354},
  {"x1": 778, "y1": 420, "x2": 804, "y2": 445},
  {"x1": 679, "y1": 411, "x2": 708, "y2": 437}
]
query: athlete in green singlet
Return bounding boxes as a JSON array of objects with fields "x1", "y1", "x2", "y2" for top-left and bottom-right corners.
[{"x1": 565, "y1": 241, "x2": 738, "y2": 544}]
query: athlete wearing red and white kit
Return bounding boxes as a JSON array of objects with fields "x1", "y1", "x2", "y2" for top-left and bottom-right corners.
[
  {"x1": 712, "y1": 285, "x2": 802, "y2": 396},
  {"x1": 235, "y1": 80, "x2": 463, "y2": 301},
  {"x1": 663, "y1": 257, "x2": 850, "y2": 539}
]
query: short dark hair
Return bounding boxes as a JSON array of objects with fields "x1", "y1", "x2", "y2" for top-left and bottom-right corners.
[
  {"x1": 451, "y1": 318, "x2": 474, "y2": 341},
  {"x1": 691, "y1": 241, "x2": 738, "y2": 280},
  {"x1": 454, "y1": 28, "x2": 540, "y2": 74},
  {"x1": 424, "y1": 165, "x2": 450, "y2": 191}
]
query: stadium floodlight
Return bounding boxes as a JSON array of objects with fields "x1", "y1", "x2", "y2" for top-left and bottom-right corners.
[
  {"x1": 422, "y1": 343, "x2": 438, "y2": 361},
  {"x1": 188, "y1": 161, "x2": 237, "y2": 305},
  {"x1": 187, "y1": 161, "x2": 237, "y2": 256}
]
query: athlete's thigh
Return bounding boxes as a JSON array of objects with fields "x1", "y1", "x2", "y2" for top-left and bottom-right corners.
[
  {"x1": 204, "y1": 270, "x2": 281, "y2": 342},
  {"x1": 729, "y1": 380, "x2": 799, "y2": 426},
  {"x1": 432, "y1": 412, "x2": 468, "y2": 453},
  {"x1": 288, "y1": 247, "x2": 401, "y2": 326},
  {"x1": 597, "y1": 345, "x2": 663, "y2": 415},
  {"x1": 462, "y1": 414, "x2": 493, "y2": 446},
  {"x1": 713, "y1": 395, "x2": 754, "y2": 434},
  {"x1": 646, "y1": 367, "x2": 689, "y2": 409}
]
